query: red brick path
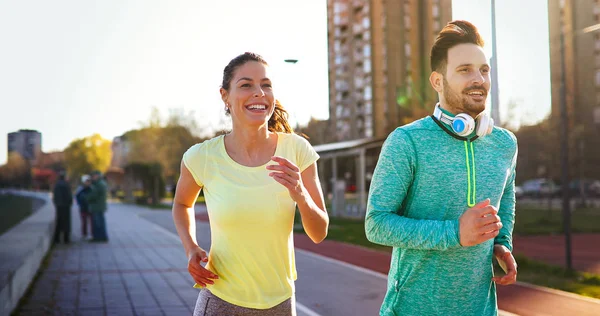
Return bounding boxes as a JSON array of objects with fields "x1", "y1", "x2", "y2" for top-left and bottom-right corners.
[{"x1": 513, "y1": 234, "x2": 600, "y2": 274}]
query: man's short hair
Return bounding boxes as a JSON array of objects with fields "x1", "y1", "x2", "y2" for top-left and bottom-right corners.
[{"x1": 430, "y1": 20, "x2": 485, "y2": 74}]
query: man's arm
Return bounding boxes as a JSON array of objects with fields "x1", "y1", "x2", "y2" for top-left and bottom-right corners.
[
  {"x1": 66, "y1": 184, "x2": 73, "y2": 207},
  {"x1": 365, "y1": 129, "x2": 461, "y2": 251},
  {"x1": 494, "y1": 145, "x2": 518, "y2": 251},
  {"x1": 86, "y1": 184, "x2": 98, "y2": 203},
  {"x1": 491, "y1": 137, "x2": 518, "y2": 285},
  {"x1": 52, "y1": 185, "x2": 59, "y2": 206}
]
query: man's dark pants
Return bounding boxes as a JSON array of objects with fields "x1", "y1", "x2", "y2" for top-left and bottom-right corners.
[
  {"x1": 54, "y1": 206, "x2": 71, "y2": 243},
  {"x1": 91, "y1": 212, "x2": 108, "y2": 241}
]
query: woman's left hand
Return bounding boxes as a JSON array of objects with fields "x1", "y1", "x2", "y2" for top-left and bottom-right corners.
[{"x1": 267, "y1": 156, "x2": 305, "y2": 202}]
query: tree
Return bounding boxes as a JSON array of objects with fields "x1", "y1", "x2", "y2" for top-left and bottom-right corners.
[
  {"x1": 502, "y1": 99, "x2": 522, "y2": 131},
  {"x1": 63, "y1": 134, "x2": 112, "y2": 180},
  {"x1": 126, "y1": 107, "x2": 205, "y2": 183},
  {"x1": 124, "y1": 162, "x2": 165, "y2": 205},
  {"x1": 513, "y1": 118, "x2": 560, "y2": 184},
  {"x1": 0, "y1": 152, "x2": 32, "y2": 188}
]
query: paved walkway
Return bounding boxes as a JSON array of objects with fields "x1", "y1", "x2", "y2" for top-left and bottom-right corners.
[{"x1": 17, "y1": 204, "x2": 196, "y2": 315}]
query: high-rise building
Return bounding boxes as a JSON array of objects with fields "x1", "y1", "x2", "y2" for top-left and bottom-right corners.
[
  {"x1": 110, "y1": 135, "x2": 130, "y2": 169},
  {"x1": 549, "y1": 0, "x2": 600, "y2": 128},
  {"x1": 548, "y1": 0, "x2": 600, "y2": 177},
  {"x1": 327, "y1": 0, "x2": 452, "y2": 142},
  {"x1": 7, "y1": 129, "x2": 42, "y2": 162}
]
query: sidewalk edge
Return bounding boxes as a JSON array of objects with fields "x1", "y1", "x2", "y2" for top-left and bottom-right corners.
[{"x1": 515, "y1": 281, "x2": 600, "y2": 304}]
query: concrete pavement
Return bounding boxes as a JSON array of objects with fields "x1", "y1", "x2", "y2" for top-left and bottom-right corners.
[{"x1": 17, "y1": 203, "x2": 195, "y2": 315}]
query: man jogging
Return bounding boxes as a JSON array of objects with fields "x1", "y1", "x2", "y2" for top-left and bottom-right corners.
[{"x1": 365, "y1": 20, "x2": 518, "y2": 316}]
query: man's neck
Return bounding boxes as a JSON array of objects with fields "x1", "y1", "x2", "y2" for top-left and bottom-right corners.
[
  {"x1": 438, "y1": 101, "x2": 459, "y2": 116},
  {"x1": 438, "y1": 101, "x2": 480, "y2": 118}
]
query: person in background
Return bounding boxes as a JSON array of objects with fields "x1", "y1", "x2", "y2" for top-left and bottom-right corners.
[
  {"x1": 87, "y1": 170, "x2": 109, "y2": 242},
  {"x1": 52, "y1": 171, "x2": 73, "y2": 244},
  {"x1": 75, "y1": 174, "x2": 92, "y2": 240}
]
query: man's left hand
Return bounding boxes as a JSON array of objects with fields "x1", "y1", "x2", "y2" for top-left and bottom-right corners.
[{"x1": 492, "y1": 244, "x2": 517, "y2": 285}]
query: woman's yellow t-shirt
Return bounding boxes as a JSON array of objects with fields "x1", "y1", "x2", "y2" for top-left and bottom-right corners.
[{"x1": 182, "y1": 132, "x2": 319, "y2": 309}]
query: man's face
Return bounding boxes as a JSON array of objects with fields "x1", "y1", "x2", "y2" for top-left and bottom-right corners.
[
  {"x1": 92, "y1": 174, "x2": 99, "y2": 182},
  {"x1": 441, "y1": 43, "x2": 490, "y2": 116}
]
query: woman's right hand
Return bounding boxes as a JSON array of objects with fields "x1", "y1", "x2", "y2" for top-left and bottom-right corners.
[{"x1": 187, "y1": 246, "x2": 219, "y2": 287}]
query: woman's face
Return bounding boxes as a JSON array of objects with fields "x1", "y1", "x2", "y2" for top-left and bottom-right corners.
[{"x1": 221, "y1": 61, "x2": 275, "y2": 127}]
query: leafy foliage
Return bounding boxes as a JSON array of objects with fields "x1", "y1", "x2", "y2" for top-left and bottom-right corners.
[
  {"x1": 0, "y1": 152, "x2": 32, "y2": 188},
  {"x1": 63, "y1": 134, "x2": 112, "y2": 180}
]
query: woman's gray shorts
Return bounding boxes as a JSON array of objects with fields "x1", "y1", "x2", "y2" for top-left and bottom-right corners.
[{"x1": 193, "y1": 289, "x2": 296, "y2": 316}]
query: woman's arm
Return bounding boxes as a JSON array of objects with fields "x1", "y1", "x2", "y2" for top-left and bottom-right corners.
[
  {"x1": 172, "y1": 159, "x2": 202, "y2": 256},
  {"x1": 172, "y1": 159, "x2": 218, "y2": 287},
  {"x1": 297, "y1": 162, "x2": 329, "y2": 243},
  {"x1": 269, "y1": 158, "x2": 329, "y2": 243}
]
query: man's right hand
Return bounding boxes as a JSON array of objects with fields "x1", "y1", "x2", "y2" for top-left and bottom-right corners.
[
  {"x1": 187, "y1": 246, "x2": 219, "y2": 287},
  {"x1": 459, "y1": 199, "x2": 503, "y2": 247}
]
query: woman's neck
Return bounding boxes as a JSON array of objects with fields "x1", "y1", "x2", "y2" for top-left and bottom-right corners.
[{"x1": 225, "y1": 124, "x2": 276, "y2": 164}]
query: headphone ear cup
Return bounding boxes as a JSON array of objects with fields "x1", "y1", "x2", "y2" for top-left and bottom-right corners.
[
  {"x1": 476, "y1": 114, "x2": 494, "y2": 137},
  {"x1": 453, "y1": 114, "x2": 475, "y2": 137}
]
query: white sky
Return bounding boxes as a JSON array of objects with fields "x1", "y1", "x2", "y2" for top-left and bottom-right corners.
[
  {"x1": 0, "y1": 0, "x2": 551, "y2": 164},
  {"x1": 452, "y1": 0, "x2": 552, "y2": 128}
]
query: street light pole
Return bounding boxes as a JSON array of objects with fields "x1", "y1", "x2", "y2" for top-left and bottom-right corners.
[
  {"x1": 559, "y1": 25, "x2": 572, "y2": 270},
  {"x1": 490, "y1": 0, "x2": 501, "y2": 125},
  {"x1": 283, "y1": 58, "x2": 300, "y2": 130}
]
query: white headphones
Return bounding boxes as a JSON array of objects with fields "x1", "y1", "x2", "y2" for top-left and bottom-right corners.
[{"x1": 433, "y1": 103, "x2": 494, "y2": 137}]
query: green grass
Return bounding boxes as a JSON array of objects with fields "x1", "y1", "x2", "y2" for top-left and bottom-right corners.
[
  {"x1": 514, "y1": 204, "x2": 600, "y2": 235},
  {"x1": 0, "y1": 194, "x2": 39, "y2": 235}
]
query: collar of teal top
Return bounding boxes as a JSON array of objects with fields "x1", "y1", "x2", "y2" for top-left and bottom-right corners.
[
  {"x1": 433, "y1": 104, "x2": 479, "y2": 139},
  {"x1": 438, "y1": 105, "x2": 455, "y2": 117}
]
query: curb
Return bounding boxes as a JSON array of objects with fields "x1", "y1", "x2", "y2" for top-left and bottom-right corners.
[
  {"x1": 515, "y1": 281, "x2": 600, "y2": 304},
  {"x1": 0, "y1": 191, "x2": 54, "y2": 316}
]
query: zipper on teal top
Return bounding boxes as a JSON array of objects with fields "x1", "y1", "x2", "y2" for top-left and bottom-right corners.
[{"x1": 464, "y1": 140, "x2": 477, "y2": 207}]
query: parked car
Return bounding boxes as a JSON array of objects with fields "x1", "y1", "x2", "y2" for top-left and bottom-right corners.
[
  {"x1": 591, "y1": 181, "x2": 600, "y2": 197},
  {"x1": 515, "y1": 186, "x2": 524, "y2": 198},
  {"x1": 569, "y1": 179, "x2": 600, "y2": 198},
  {"x1": 521, "y1": 178, "x2": 559, "y2": 198}
]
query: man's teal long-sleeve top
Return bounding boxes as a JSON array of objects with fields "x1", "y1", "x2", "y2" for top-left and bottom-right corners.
[{"x1": 365, "y1": 115, "x2": 517, "y2": 316}]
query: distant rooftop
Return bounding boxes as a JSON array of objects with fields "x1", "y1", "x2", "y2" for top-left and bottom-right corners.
[
  {"x1": 313, "y1": 137, "x2": 386, "y2": 154},
  {"x1": 12, "y1": 129, "x2": 41, "y2": 134}
]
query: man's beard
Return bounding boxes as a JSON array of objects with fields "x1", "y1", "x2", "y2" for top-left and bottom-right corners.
[{"x1": 442, "y1": 78, "x2": 486, "y2": 115}]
